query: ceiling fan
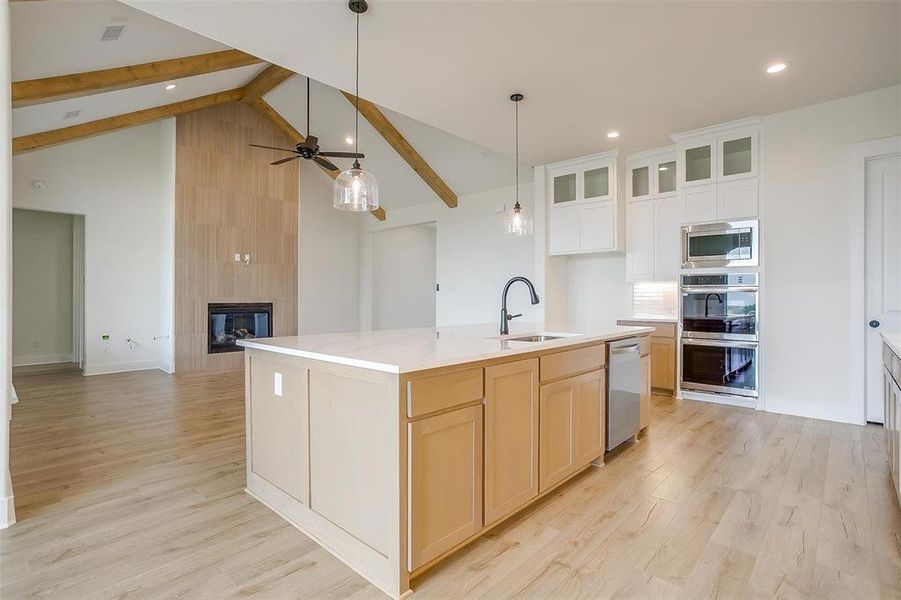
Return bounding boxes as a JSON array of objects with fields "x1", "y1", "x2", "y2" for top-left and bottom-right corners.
[{"x1": 249, "y1": 77, "x2": 363, "y2": 172}]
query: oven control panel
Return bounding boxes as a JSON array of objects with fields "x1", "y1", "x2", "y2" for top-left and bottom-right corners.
[{"x1": 681, "y1": 273, "x2": 758, "y2": 287}]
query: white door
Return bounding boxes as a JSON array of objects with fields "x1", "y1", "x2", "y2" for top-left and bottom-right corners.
[{"x1": 866, "y1": 154, "x2": 901, "y2": 422}]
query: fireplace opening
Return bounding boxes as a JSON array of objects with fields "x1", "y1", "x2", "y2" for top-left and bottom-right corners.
[{"x1": 208, "y1": 302, "x2": 273, "y2": 354}]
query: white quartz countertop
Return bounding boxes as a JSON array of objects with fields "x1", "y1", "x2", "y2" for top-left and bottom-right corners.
[
  {"x1": 238, "y1": 322, "x2": 654, "y2": 374},
  {"x1": 883, "y1": 331, "x2": 901, "y2": 358}
]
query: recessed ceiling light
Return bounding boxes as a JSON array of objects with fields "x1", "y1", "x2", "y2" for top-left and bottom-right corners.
[
  {"x1": 607, "y1": 131, "x2": 620, "y2": 139},
  {"x1": 766, "y1": 63, "x2": 787, "y2": 74},
  {"x1": 345, "y1": 136, "x2": 354, "y2": 145},
  {"x1": 165, "y1": 84, "x2": 177, "y2": 90}
]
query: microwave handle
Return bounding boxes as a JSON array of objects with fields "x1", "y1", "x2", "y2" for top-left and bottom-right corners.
[{"x1": 682, "y1": 338, "x2": 758, "y2": 350}]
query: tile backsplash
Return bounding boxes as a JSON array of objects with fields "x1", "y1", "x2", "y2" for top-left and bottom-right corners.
[{"x1": 631, "y1": 281, "x2": 678, "y2": 318}]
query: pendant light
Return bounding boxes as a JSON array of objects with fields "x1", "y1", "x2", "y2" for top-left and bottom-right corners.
[
  {"x1": 504, "y1": 93, "x2": 532, "y2": 236},
  {"x1": 334, "y1": 0, "x2": 379, "y2": 212}
]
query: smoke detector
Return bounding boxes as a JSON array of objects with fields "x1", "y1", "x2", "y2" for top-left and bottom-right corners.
[
  {"x1": 99, "y1": 24, "x2": 127, "y2": 42},
  {"x1": 63, "y1": 110, "x2": 81, "y2": 120}
]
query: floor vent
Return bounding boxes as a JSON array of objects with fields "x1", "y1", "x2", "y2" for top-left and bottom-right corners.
[{"x1": 99, "y1": 24, "x2": 127, "y2": 42}]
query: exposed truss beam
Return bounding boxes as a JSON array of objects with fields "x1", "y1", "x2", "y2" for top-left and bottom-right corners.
[
  {"x1": 241, "y1": 65, "x2": 294, "y2": 105},
  {"x1": 341, "y1": 91, "x2": 457, "y2": 209},
  {"x1": 249, "y1": 98, "x2": 387, "y2": 222},
  {"x1": 12, "y1": 50, "x2": 262, "y2": 108},
  {"x1": 12, "y1": 88, "x2": 244, "y2": 154}
]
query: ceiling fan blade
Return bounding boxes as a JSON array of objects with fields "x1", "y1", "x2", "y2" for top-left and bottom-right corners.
[
  {"x1": 302, "y1": 135, "x2": 318, "y2": 148},
  {"x1": 270, "y1": 155, "x2": 301, "y2": 166},
  {"x1": 318, "y1": 151, "x2": 365, "y2": 159},
  {"x1": 313, "y1": 156, "x2": 340, "y2": 172},
  {"x1": 250, "y1": 143, "x2": 299, "y2": 153}
]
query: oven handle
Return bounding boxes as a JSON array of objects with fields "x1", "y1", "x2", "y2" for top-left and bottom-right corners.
[
  {"x1": 681, "y1": 338, "x2": 758, "y2": 350},
  {"x1": 681, "y1": 286, "x2": 758, "y2": 294}
]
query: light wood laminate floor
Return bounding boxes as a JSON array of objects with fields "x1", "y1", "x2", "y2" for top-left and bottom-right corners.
[{"x1": 2, "y1": 368, "x2": 899, "y2": 599}]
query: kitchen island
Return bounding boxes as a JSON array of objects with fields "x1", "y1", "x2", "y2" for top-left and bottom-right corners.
[{"x1": 238, "y1": 323, "x2": 653, "y2": 599}]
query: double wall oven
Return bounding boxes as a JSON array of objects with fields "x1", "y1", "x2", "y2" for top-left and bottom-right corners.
[{"x1": 680, "y1": 272, "x2": 759, "y2": 399}]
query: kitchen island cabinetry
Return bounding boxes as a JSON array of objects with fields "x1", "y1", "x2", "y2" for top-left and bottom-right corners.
[
  {"x1": 240, "y1": 324, "x2": 651, "y2": 599},
  {"x1": 883, "y1": 334, "x2": 901, "y2": 506}
]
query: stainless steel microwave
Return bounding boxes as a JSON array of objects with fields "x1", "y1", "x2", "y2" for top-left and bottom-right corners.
[{"x1": 681, "y1": 219, "x2": 758, "y2": 269}]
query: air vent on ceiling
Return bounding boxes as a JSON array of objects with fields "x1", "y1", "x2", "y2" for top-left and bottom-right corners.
[
  {"x1": 99, "y1": 24, "x2": 127, "y2": 42},
  {"x1": 63, "y1": 110, "x2": 81, "y2": 120}
]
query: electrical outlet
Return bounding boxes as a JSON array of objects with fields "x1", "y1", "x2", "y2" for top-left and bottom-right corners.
[
  {"x1": 101, "y1": 334, "x2": 111, "y2": 354},
  {"x1": 274, "y1": 372, "x2": 283, "y2": 397},
  {"x1": 234, "y1": 253, "x2": 241, "y2": 262}
]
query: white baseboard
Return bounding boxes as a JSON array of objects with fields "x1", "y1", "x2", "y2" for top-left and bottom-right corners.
[
  {"x1": 82, "y1": 360, "x2": 171, "y2": 376},
  {"x1": 0, "y1": 495, "x2": 15, "y2": 529},
  {"x1": 12, "y1": 353, "x2": 75, "y2": 367}
]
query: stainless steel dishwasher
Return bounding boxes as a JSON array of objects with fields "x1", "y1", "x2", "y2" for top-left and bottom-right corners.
[{"x1": 606, "y1": 337, "x2": 642, "y2": 451}]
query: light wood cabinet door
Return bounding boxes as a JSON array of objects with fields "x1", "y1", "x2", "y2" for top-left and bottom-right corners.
[
  {"x1": 484, "y1": 359, "x2": 539, "y2": 526},
  {"x1": 640, "y1": 354, "x2": 651, "y2": 430},
  {"x1": 650, "y1": 337, "x2": 675, "y2": 392},
  {"x1": 408, "y1": 404, "x2": 483, "y2": 571},
  {"x1": 539, "y1": 377, "x2": 576, "y2": 492},
  {"x1": 573, "y1": 370, "x2": 605, "y2": 467},
  {"x1": 249, "y1": 353, "x2": 309, "y2": 504}
]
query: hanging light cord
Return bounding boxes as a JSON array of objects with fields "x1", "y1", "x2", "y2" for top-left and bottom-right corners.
[
  {"x1": 354, "y1": 11, "x2": 360, "y2": 167},
  {"x1": 514, "y1": 98, "x2": 520, "y2": 209}
]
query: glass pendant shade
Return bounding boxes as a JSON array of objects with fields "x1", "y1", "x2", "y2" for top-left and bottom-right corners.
[
  {"x1": 504, "y1": 202, "x2": 532, "y2": 236},
  {"x1": 333, "y1": 163, "x2": 379, "y2": 211}
]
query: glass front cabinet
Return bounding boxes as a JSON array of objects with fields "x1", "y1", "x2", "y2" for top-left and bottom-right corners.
[
  {"x1": 626, "y1": 147, "x2": 683, "y2": 282},
  {"x1": 673, "y1": 119, "x2": 761, "y2": 224},
  {"x1": 548, "y1": 151, "x2": 620, "y2": 255}
]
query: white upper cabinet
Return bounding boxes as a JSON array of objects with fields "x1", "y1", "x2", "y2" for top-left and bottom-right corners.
[
  {"x1": 672, "y1": 118, "x2": 762, "y2": 223},
  {"x1": 547, "y1": 151, "x2": 620, "y2": 256},
  {"x1": 625, "y1": 147, "x2": 684, "y2": 282}
]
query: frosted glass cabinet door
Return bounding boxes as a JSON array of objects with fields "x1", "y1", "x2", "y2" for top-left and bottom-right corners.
[
  {"x1": 718, "y1": 130, "x2": 758, "y2": 180},
  {"x1": 584, "y1": 166, "x2": 610, "y2": 201},
  {"x1": 631, "y1": 166, "x2": 650, "y2": 199},
  {"x1": 553, "y1": 172, "x2": 577, "y2": 205},
  {"x1": 684, "y1": 144, "x2": 713, "y2": 184},
  {"x1": 656, "y1": 161, "x2": 677, "y2": 195}
]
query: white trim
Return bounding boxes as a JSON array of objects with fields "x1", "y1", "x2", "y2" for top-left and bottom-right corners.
[
  {"x1": 545, "y1": 148, "x2": 619, "y2": 170},
  {"x1": 670, "y1": 116, "x2": 762, "y2": 142},
  {"x1": 81, "y1": 360, "x2": 171, "y2": 376},
  {"x1": 0, "y1": 492, "x2": 14, "y2": 529},
  {"x1": 12, "y1": 353, "x2": 75, "y2": 367},
  {"x1": 848, "y1": 135, "x2": 901, "y2": 426}
]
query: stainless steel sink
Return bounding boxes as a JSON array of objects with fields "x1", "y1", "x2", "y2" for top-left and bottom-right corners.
[{"x1": 506, "y1": 334, "x2": 565, "y2": 342}]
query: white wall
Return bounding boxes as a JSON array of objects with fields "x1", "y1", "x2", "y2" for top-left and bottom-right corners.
[
  {"x1": 371, "y1": 223, "x2": 436, "y2": 330},
  {"x1": 762, "y1": 85, "x2": 901, "y2": 423},
  {"x1": 11, "y1": 208, "x2": 74, "y2": 365},
  {"x1": 12, "y1": 121, "x2": 176, "y2": 375},
  {"x1": 2, "y1": 0, "x2": 16, "y2": 529},
  {"x1": 361, "y1": 182, "x2": 540, "y2": 330},
  {"x1": 298, "y1": 161, "x2": 364, "y2": 335}
]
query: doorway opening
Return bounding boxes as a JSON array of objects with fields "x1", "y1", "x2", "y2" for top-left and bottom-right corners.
[
  {"x1": 369, "y1": 222, "x2": 437, "y2": 330},
  {"x1": 11, "y1": 209, "x2": 85, "y2": 374}
]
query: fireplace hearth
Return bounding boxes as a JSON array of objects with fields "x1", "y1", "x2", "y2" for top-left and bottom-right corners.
[{"x1": 208, "y1": 302, "x2": 273, "y2": 354}]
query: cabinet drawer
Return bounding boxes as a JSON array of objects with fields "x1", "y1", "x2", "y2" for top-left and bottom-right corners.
[
  {"x1": 540, "y1": 344, "x2": 605, "y2": 383},
  {"x1": 407, "y1": 367, "x2": 484, "y2": 418}
]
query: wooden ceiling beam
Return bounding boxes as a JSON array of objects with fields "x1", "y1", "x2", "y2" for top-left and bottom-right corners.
[
  {"x1": 340, "y1": 91, "x2": 457, "y2": 209},
  {"x1": 250, "y1": 98, "x2": 387, "y2": 222},
  {"x1": 241, "y1": 66, "x2": 294, "y2": 105},
  {"x1": 12, "y1": 49, "x2": 263, "y2": 108},
  {"x1": 12, "y1": 88, "x2": 244, "y2": 154}
]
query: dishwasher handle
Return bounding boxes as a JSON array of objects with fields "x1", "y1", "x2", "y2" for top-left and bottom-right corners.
[{"x1": 610, "y1": 343, "x2": 641, "y2": 355}]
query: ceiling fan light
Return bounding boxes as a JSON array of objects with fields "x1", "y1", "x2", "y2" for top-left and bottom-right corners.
[{"x1": 334, "y1": 163, "x2": 379, "y2": 212}]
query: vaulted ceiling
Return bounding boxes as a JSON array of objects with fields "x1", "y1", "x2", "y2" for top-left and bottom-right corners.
[
  {"x1": 10, "y1": 0, "x2": 523, "y2": 213},
  {"x1": 120, "y1": 0, "x2": 901, "y2": 165}
]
